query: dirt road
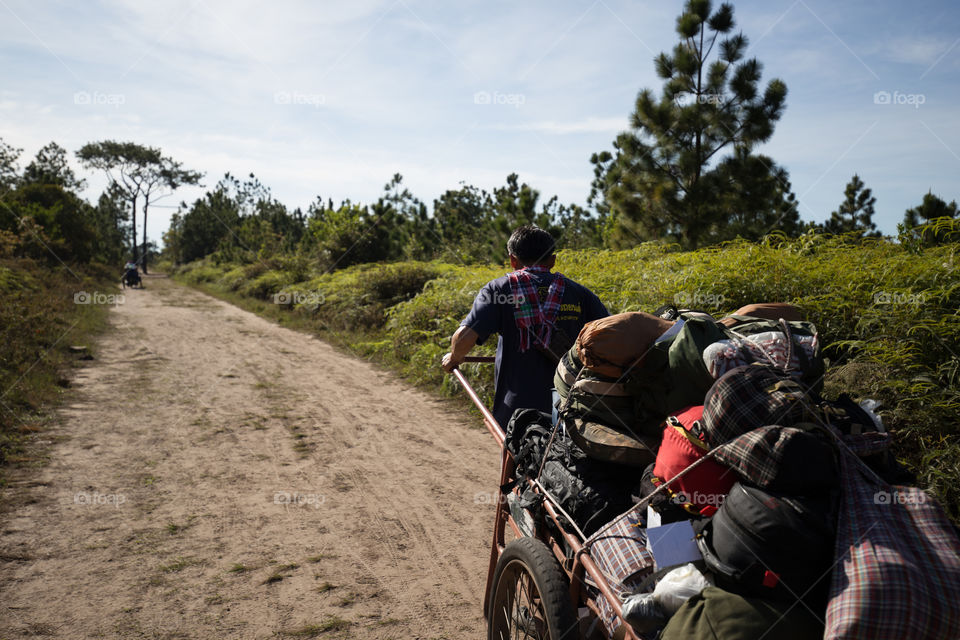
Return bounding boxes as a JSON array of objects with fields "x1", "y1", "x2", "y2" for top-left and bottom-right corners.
[{"x1": 0, "y1": 275, "x2": 500, "y2": 639}]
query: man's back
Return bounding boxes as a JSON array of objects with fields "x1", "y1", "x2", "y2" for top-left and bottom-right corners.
[{"x1": 462, "y1": 271, "x2": 608, "y2": 426}]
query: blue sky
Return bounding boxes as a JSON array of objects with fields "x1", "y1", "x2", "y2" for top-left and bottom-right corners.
[{"x1": 1, "y1": 0, "x2": 958, "y2": 245}]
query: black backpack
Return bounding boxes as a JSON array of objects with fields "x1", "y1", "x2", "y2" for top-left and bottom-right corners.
[
  {"x1": 539, "y1": 436, "x2": 643, "y2": 536},
  {"x1": 504, "y1": 408, "x2": 554, "y2": 479},
  {"x1": 695, "y1": 483, "x2": 837, "y2": 606},
  {"x1": 504, "y1": 408, "x2": 642, "y2": 536}
]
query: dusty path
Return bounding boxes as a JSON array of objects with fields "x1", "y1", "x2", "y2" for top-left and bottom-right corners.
[{"x1": 0, "y1": 275, "x2": 500, "y2": 639}]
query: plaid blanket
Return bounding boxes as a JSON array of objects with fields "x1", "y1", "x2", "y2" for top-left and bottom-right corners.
[
  {"x1": 712, "y1": 424, "x2": 838, "y2": 493},
  {"x1": 825, "y1": 444, "x2": 960, "y2": 639},
  {"x1": 507, "y1": 265, "x2": 565, "y2": 352},
  {"x1": 586, "y1": 509, "x2": 657, "y2": 638},
  {"x1": 702, "y1": 364, "x2": 814, "y2": 446}
]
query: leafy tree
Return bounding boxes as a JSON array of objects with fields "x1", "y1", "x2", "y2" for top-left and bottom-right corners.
[
  {"x1": 487, "y1": 174, "x2": 544, "y2": 260},
  {"x1": 231, "y1": 173, "x2": 304, "y2": 255},
  {"x1": 553, "y1": 201, "x2": 605, "y2": 250},
  {"x1": 77, "y1": 141, "x2": 202, "y2": 271},
  {"x1": 432, "y1": 183, "x2": 493, "y2": 262},
  {"x1": 177, "y1": 184, "x2": 241, "y2": 263},
  {"x1": 5, "y1": 184, "x2": 98, "y2": 262},
  {"x1": 161, "y1": 212, "x2": 184, "y2": 264},
  {"x1": 0, "y1": 138, "x2": 22, "y2": 194},
  {"x1": 0, "y1": 138, "x2": 124, "y2": 263},
  {"x1": 22, "y1": 142, "x2": 86, "y2": 191},
  {"x1": 402, "y1": 200, "x2": 439, "y2": 260},
  {"x1": 591, "y1": 0, "x2": 789, "y2": 248},
  {"x1": 89, "y1": 184, "x2": 130, "y2": 263},
  {"x1": 307, "y1": 203, "x2": 384, "y2": 269},
  {"x1": 823, "y1": 174, "x2": 879, "y2": 236},
  {"x1": 381, "y1": 174, "x2": 439, "y2": 260},
  {"x1": 163, "y1": 169, "x2": 606, "y2": 268}
]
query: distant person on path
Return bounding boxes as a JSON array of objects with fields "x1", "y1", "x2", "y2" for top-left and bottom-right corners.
[
  {"x1": 122, "y1": 260, "x2": 141, "y2": 288},
  {"x1": 442, "y1": 225, "x2": 608, "y2": 427}
]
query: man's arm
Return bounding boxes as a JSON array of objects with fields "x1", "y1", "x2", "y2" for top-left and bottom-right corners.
[{"x1": 441, "y1": 325, "x2": 480, "y2": 373}]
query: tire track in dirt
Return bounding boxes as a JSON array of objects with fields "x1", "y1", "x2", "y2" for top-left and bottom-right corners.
[{"x1": 0, "y1": 274, "x2": 500, "y2": 639}]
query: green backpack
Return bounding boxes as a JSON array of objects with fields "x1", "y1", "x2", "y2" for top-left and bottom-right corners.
[
  {"x1": 624, "y1": 313, "x2": 730, "y2": 420},
  {"x1": 660, "y1": 586, "x2": 824, "y2": 640},
  {"x1": 554, "y1": 346, "x2": 662, "y2": 467}
]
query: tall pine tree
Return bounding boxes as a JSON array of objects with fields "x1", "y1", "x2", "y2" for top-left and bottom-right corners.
[{"x1": 591, "y1": 0, "x2": 790, "y2": 248}]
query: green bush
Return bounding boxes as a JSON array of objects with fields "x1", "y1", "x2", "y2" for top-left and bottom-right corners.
[
  {"x1": 219, "y1": 265, "x2": 250, "y2": 292},
  {"x1": 239, "y1": 269, "x2": 292, "y2": 300},
  {"x1": 285, "y1": 262, "x2": 454, "y2": 330},
  {"x1": 178, "y1": 259, "x2": 229, "y2": 285}
]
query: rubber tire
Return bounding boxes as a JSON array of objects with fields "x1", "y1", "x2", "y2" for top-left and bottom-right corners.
[{"x1": 487, "y1": 537, "x2": 578, "y2": 640}]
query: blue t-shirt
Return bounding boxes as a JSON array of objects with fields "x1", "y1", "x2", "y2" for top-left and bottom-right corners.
[{"x1": 461, "y1": 271, "x2": 608, "y2": 428}]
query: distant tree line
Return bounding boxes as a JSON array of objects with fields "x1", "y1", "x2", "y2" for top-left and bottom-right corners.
[
  {"x1": 162, "y1": 172, "x2": 603, "y2": 268},
  {"x1": 2, "y1": 133, "x2": 954, "y2": 276},
  {"x1": 0, "y1": 139, "x2": 201, "y2": 270},
  {"x1": 0, "y1": 140, "x2": 128, "y2": 265}
]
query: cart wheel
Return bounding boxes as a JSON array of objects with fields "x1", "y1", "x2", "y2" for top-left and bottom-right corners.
[{"x1": 488, "y1": 537, "x2": 577, "y2": 640}]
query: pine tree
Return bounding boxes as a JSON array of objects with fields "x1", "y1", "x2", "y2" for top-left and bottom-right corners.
[
  {"x1": 902, "y1": 191, "x2": 958, "y2": 227},
  {"x1": 22, "y1": 142, "x2": 86, "y2": 191},
  {"x1": 706, "y1": 150, "x2": 802, "y2": 241},
  {"x1": 824, "y1": 174, "x2": 879, "y2": 236},
  {"x1": 590, "y1": 0, "x2": 789, "y2": 248},
  {"x1": 0, "y1": 138, "x2": 22, "y2": 195},
  {"x1": 898, "y1": 191, "x2": 959, "y2": 247}
]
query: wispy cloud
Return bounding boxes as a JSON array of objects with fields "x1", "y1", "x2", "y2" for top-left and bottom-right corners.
[
  {"x1": 873, "y1": 36, "x2": 959, "y2": 67},
  {"x1": 487, "y1": 117, "x2": 628, "y2": 135}
]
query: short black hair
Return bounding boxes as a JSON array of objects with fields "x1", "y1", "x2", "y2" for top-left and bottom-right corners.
[{"x1": 507, "y1": 225, "x2": 556, "y2": 265}]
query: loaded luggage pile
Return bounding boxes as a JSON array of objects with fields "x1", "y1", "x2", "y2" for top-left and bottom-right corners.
[{"x1": 504, "y1": 303, "x2": 960, "y2": 639}]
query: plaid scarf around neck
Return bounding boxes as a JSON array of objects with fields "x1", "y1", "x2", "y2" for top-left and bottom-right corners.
[{"x1": 507, "y1": 265, "x2": 566, "y2": 352}]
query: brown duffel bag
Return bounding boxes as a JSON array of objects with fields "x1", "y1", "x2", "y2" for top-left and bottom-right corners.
[
  {"x1": 719, "y1": 302, "x2": 802, "y2": 327},
  {"x1": 576, "y1": 312, "x2": 675, "y2": 379}
]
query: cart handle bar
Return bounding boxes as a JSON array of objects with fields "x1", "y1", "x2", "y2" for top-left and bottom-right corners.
[{"x1": 450, "y1": 364, "x2": 504, "y2": 447}]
